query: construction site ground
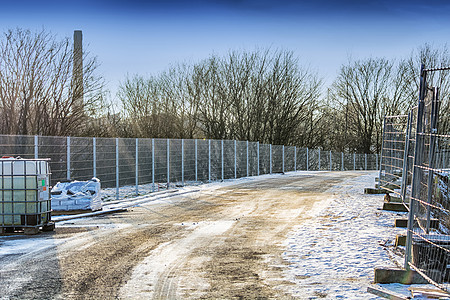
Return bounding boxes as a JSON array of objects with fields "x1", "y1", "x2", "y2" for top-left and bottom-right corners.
[{"x1": 0, "y1": 171, "x2": 385, "y2": 299}]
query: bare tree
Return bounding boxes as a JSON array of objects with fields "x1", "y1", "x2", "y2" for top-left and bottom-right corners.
[
  {"x1": 328, "y1": 58, "x2": 393, "y2": 153},
  {"x1": 0, "y1": 28, "x2": 104, "y2": 136}
]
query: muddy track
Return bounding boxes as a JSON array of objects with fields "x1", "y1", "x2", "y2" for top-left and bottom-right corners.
[{"x1": 0, "y1": 172, "x2": 362, "y2": 299}]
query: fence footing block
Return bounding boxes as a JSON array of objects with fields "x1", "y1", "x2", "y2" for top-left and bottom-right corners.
[
  {"x1": 367, "y1": 286, "x2": 409, "y2": 300},
  {"x1": 376, "y1": 183, "x2": 399, "y2": 190},
  {"x1": 395, "y1": 234, "x2": 406, "y2": 247},
  {"x1": 382, "y1": 202, "x2": 408, "y2": 212},
  {"x1": 389, "y1": 196, "x2": 403, "y2": 203},
  {"x1": 364, "y1": 188, "x2": 386, "y2": 194},
  {"x1": 374, "y1": 268, "x2": 429, "y2": 284},
  {"x1": 395, "y1": 218, "x2": 439, "y2": 228}
]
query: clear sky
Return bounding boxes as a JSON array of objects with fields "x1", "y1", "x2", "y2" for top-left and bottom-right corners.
[{"x1": 1, "y1": 0, "x2": 450, "y2": 101}]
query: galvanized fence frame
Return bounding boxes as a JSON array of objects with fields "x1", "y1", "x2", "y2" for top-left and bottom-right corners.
[
  {"x1": 0, "y1": 135, "x2": 378, "y2": 200},
  {"x1": 400, "y1": 65, "x2": 450, "y2": 292}
]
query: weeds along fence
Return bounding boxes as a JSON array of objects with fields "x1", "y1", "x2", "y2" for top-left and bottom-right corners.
[
  {"x1": 0, "y1": 134, "x2": 378, "y2": 198},
  {"x1": 381, "y1": 65, "x2": 450, "y2": 292}
]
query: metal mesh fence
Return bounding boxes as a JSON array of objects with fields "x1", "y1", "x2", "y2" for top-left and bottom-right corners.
[
  {"x1": 379, "y1": 115, "x2": 410, "y2": 200},
  {"x1": 400, "y1": 66, "x2": 450, "y2": 292},
  {"x1": 0, "y1": 134, "x2": 378, "y2": 200},
  {"x1": 371, "y1": 68, "x2": 450, "y2": 293}
]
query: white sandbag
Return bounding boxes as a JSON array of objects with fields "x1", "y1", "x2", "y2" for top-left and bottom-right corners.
[{"x1": 51, "y1": 178, "x2": 102, "y2": 211}]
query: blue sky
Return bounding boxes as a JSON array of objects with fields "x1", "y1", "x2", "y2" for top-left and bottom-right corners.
[{"x1": 1, "y1": 0, "x2": 450, "y2": 100}]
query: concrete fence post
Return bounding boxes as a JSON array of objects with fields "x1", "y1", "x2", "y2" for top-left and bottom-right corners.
[
  {"x1": 115, "y1": 138, "x2": 119, "y2": 200},
  {"x1": 341, "y1": 152, "x2": 344, "y2": 171},
  {"x1": 282, "y1": 145, "x2": 285, "y2": 173},
  {"x1": 353, "y1": 153, "x2": 356, "y2": 170},
  {"x1": 365, "y1": 153, "x2": 367, "y2": 170},
  {"x1": 376, "y1": 153, "x2": 379, "y2": 170},
  {"x1": 67, "y1": 136, "x2": 71, "y2": 180},
  {"x1": 135, "y1": 138, "x2": 139, "y2": 196},
  {"x1": 34, "y1": 135, "x2": 38, "y2": 159}
]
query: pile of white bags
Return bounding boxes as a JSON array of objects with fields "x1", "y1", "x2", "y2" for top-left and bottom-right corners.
[{"x1": 51, "y1": 178, "x2": 102, "y2": 211}]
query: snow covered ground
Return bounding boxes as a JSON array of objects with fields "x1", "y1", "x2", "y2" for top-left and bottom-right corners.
[
  {"x1": 100, "y1": 171, "x2": 443, "y2": 298},
  {"x1": 1, "y1": 171, "x2": 444, "y2": 299},
  {"x1": 280, "y1": 172, "x2": 441, "y2": 299}
]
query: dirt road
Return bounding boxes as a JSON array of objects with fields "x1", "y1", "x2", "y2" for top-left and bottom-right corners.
[{"x1": 0, "y1": 171, "x2": 363, "y2": 299}]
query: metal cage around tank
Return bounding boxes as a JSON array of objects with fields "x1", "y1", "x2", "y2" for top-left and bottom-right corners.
[{"x1": 0, "y1": 158, "x2": 52, "y2": 234}]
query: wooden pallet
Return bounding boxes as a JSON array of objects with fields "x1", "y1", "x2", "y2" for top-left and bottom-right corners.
[{"x1": 0, "y1": 222, "x2": 55, "y2": 235}]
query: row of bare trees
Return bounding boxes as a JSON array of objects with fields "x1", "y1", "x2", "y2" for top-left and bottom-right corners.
[
  {"x1": 0, "y1": 28, "x2": 449, "y2": 153},
  {"x1": 113, "y1": 50, "x2": 322, "y2": 146},
  {"x1": 323, "y1": 45, "x2": 450, "y2": 153},
  {"x1": 0, "y1": 28, "x2": 104, "y2": 136}
]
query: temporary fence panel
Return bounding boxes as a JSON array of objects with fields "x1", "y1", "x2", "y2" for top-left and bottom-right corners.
[
  {"x1": 403, "y1": 66, "x2": 450, "y2": 293},
  {"x1": 379, "y1": 115, "x2": 410, "y2": 197}
]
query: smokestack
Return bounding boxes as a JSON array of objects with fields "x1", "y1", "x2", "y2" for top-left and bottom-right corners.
[{"x1": 73, "y1": 30, "x2": 83, "y2": 109}]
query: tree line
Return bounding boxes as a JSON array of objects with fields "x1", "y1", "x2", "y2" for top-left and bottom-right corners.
[{"x1": 0, "y1": 28, "x2": 449, "y2": 153}]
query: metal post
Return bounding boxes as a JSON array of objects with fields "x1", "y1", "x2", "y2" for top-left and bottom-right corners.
[
  {"x1": 135, "y1": 138, "x2": 139, "y2": 196},
  {"x1": 353, "y1": 153, "x2": 356, "y2": 170},
  {"x1": 257, "y1": 142, "x2": 260, "y2": 176},
  {"x1": 379, "y1": 118, "x2": 387, "y2": 181},
  {"x1": 269, "y1": 144, "x2": 272, "y2": 174},
  {"x1": 365, "y1": 153, "x2": 367, "y2": 170},
  {"x1": 93, "y1": 137, "x2": 97, "y2": 178},
  {"x1": 318, "y1": 149, "x2": 321, "y2": 171},
  {"x1": 195, "y1": 139, "x2": 198, "y2": 182},
  {"x1": 246, "y1": 141, "x2": 249, "y2": 177},
  {"x1": 376, "y1": 153, "x2": 378, "y2": 171},
  {"x1": 401, "y1": 112, "x2": 413, "y2": 203},
  {"x1": 294, "y1": 146, "x2": 297, "y2": 171},
  {"x1": 234, "y1": 140, "x2": 237, "y2": 179},
  {"x1": 208, "y1": 139, "x2": 211, "y2": 182},
  {"x1": 425, "y1": 87, "x2": 439, "y2": 233},
  {"x1": 182, "y1": 139, "x2": 184, "y2": 186},
  {"x1": 221, "y1": 140, "x2": 224, "y2": 181},
  {"x1": 282, "y1": 145, "x2": 285, "y2": 173},
  {"x1": 152, "y1": 139, "x2": 155, "y2": 191},
  {"x1": 167, "y1": 139, "x2": 170, "y2": 189},
  {"x1": 116, "y1": 138, "x2": 119, "y2": 200},
  {"x1": 405, "y1": 64, "x2": 427, "y2": 270},
  {"x1": 329, "y1": 150, "x2": 332, "y2": 171},
  {"x1": 34, "y1": 135, "x2": 38, "y2": 159},
  {"x1": 341, "y1": 152, "x2": 344, "y2": 171},
  {"x1": 306, "y1": 147, "x2": 309, "y2": 171},
  {"x1": 67, "y1": 136, "x2": 71, "y2": 180}
]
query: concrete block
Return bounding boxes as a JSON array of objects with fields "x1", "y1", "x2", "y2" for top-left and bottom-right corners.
[
  {"x1": 395, "y1": 235, "x2": 406, "y2": 247},
  {"x1": 374, "y1": 268, "x2": 428, "y2": 284},
  {"x1": 395, "y1": 218, "x2": 439, "y2": 229},
  {"x1": 364, "y1": 188, "x2": 386, "y2": 194},
  {"x1": 383, "y1": 202, "x2": 408, "y2": 212},
  {"x1": 389, "y1": 196, "x2": 402, "y2": 203}
]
